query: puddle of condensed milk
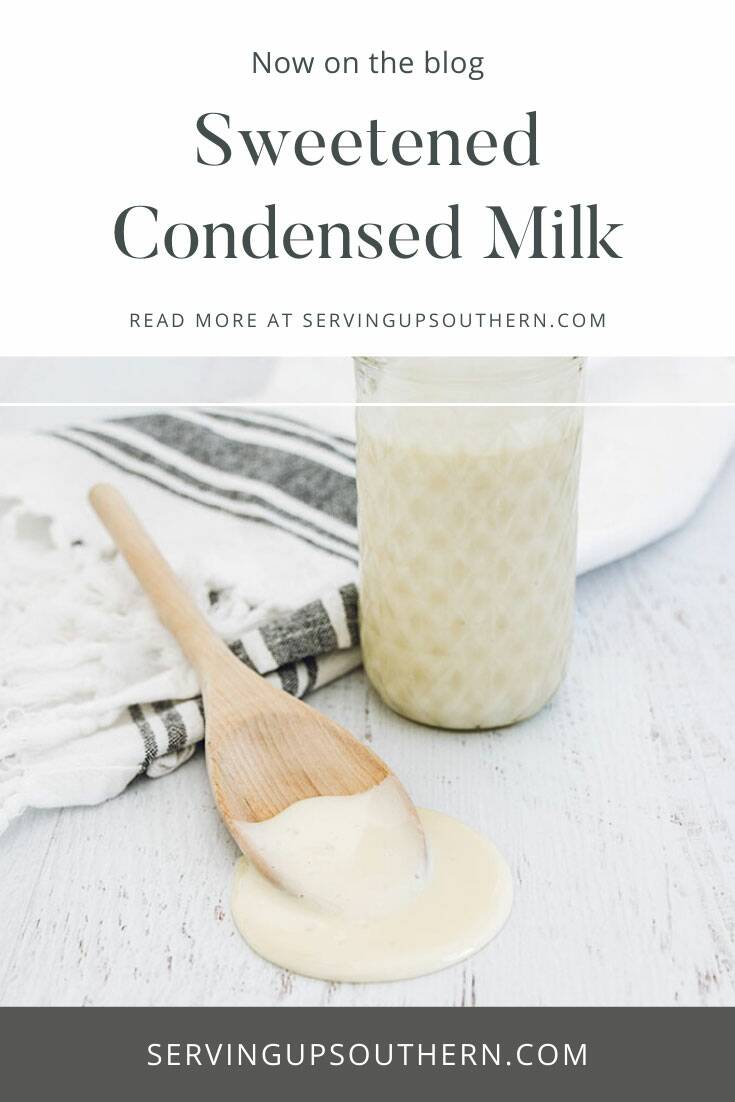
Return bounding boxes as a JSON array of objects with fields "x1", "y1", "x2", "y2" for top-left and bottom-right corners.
[{"x1": 231, "y1": 778, "x2": 513, "y2": 983}]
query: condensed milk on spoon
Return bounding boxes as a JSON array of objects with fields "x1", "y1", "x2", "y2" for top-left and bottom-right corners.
[
  {"x1": 231, "y1": 777, "x2": 513, "y2": 982},
  {"x1": 87, "y1": 448, "x2": 515, "y2": 985}
]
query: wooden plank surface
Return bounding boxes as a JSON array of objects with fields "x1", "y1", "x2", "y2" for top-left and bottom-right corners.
[{"x1": 1, "y1": 378, "x2": 734, "y2": 1006}]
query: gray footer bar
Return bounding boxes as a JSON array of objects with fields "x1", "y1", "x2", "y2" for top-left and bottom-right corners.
[{"x1": 1, "y1": 1007, "x2": 730, "y2": 1099}]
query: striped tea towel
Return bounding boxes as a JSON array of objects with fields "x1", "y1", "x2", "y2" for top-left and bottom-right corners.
[
  {"x1": 0, "y1": 407, "x2": 361, "y2": 835},
  {"x1": 3, "y1": 361, "x2": 735, "y2": 835}
]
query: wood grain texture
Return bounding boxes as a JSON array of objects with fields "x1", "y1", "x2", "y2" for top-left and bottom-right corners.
[
  {"x1": 88, "y1": 484, "x2": 393, "y2": 834},
  {"x1": 1, "y1": 416, "x2": 734, "y2": 1006}
]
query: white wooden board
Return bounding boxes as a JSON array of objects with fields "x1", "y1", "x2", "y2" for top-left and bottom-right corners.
[{"x1": 0, "y1": 371, "x2": 733, "y2": 1006}]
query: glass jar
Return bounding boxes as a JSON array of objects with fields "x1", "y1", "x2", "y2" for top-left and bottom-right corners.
[{"x1": 355, "y1": 357, "x2": 585, "y2": 729}]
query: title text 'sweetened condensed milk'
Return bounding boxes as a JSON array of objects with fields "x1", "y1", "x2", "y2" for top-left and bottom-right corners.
[{"x1": 355, "y1": 357, "x2": 585, "y2": 729}]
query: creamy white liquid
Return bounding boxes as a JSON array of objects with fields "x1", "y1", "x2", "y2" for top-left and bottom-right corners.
[
  {"x1": 231, "y1": 779, "x2": 512, "y2": 983},
  {"x1": 234, "y1": 776, "x2": 427, "y2": 918},
  {"x1": 357, "y1": 361, "x2": 583, "y2": 729}
]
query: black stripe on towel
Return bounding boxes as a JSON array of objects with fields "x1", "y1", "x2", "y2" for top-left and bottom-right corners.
[
  {"x1": 64, "y1": 425, "x2": 358, "y2": 552},
  {"x1": 259, "y1": 598, "x2": 338, "y2": 668},
  {"x1": 277, "y1": 664, "x2": 299, "y2": 696},
  {"x1": 152, "y1": 700, "x2": 188, "y2": 753},
  {"x1": 48, "y1": 432, "x2": 358, "y2": 564},
  {"x1": 114, "y1": 413, "x2": 357, "y2": 526},
  {"x1": 200, "y1": 409, "x2": 356, "y2": 462},
  {"x1": 340, "y1": 584, "x2": 360, "y2": 647},
  {"x1": 229, "y1": 639, "x2": 255, "y2": 669},
  {"x1": 229, "y1": 406, "x2": 356, "y2": 448},
  {"x1": 304, "y1": 656, "x2": 319, "y2": 693},
  {"x1": 129, "y1": 704, "x2": 158, "y2": 772},
  {"x1": 202, "y1": 405, "x2": 356, "y2": 447}
]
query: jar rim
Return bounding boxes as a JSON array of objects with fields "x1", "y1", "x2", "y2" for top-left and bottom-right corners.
[{"x1": 354, "y1": 356, "x2": 584, "y2": 385}]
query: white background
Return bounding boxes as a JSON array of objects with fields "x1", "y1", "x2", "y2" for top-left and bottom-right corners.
[{"x1": 1, "y1": 0, "x2": 733, "y2": 356}]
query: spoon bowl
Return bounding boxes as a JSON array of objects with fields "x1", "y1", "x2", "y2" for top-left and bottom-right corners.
[{"x1": 89, "y1": 483, "x2": 427, "y2": 892}]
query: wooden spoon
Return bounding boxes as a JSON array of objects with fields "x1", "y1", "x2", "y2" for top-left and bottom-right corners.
[{"x1": 89, "y1": 483, "x2": 426, "y2": 888}]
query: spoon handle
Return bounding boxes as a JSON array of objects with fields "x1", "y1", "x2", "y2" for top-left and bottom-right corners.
[{"x1": 89, "y1": 483, "x2": 234, "y2": 682}]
